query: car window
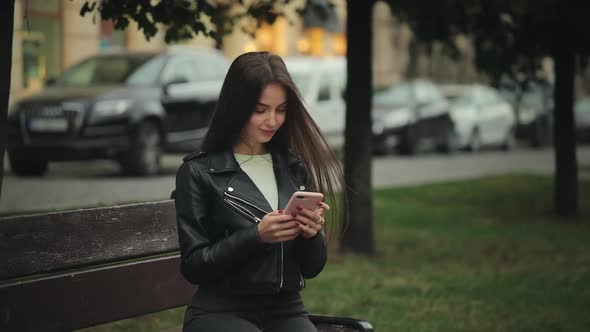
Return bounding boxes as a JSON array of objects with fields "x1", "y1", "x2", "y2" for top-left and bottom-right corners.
[
  {"x1": 57, "y1": 55, "x2": 153, "y2": 85},
  {"x1": 192, "y1": 54, "x2": 228, "y2": 81},
  {"x1": 446, "y1": 89, "x2": 472, "y2": 106},
  {"x1": 415, "y1": 83, "x2": 442, "y2": 103},
  {"x1": 126, "y1": 56, "x2": 166, "y2": 86},
  {"x1": 162, "y1": 54, "x2": 228, "y2": 83},
  {"x1": 163, "y1": 58, "x2": 198, "y2": 83}
]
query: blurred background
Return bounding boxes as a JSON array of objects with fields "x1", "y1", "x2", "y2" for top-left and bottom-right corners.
[
  {"x1": 3, "y1": 0, "x2": 589, "y2": 215},
  {"x1": 3, "y1": 1, "x2": 590, "y2": 331}
]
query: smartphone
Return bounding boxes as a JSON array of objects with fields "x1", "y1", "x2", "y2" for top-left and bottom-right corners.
[{"x1": 284, "y1": 191, "x2": 324, "y2": 215}]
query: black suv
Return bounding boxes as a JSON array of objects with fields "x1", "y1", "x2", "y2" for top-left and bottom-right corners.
[{"x1": 7, "y1": 48, "x2": 228, "y2": 176}]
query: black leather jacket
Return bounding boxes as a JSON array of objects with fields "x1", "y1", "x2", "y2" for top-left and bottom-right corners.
[{"x1": 174, "y1": 149, "x2": 327, "y2": 294}]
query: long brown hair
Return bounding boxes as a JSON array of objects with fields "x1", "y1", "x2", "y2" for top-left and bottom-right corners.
[{"x1": 202, "y1": 52, "x2": 346, "y2": 235}]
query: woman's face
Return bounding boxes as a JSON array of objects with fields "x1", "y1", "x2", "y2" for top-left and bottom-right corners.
[{"x1": 237, "y1": 83, "x2": 287, "y2": 154}]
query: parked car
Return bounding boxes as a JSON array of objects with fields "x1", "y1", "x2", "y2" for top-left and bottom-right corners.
[
  {"x1": 284, "y1": 56, "x2": 346, "y2": 155},
  {"x1": 441, "y1": 84, "x2": 517, "y2": 151},
  {"x1": 498, "y1": 79, "x2": 554, "y2": 147},
  {"x1": 7, "y1": 47, "x2": 229, "y2": 176},
  {"x1": 575, "y1": 97, "x2": 590, "y2": 143},
  {"x1": 371, "y1": 80, "x2": 454, "y2": 155}
]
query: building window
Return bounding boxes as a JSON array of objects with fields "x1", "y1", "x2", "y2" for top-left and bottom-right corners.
[{"x1": 20, "y1": 0, "x2": 61, "y2": 91}]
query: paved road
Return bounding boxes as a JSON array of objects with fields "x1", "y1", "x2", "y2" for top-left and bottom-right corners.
[{"x1": 1, "y1": 146, "x2": 589, "y2": 216}]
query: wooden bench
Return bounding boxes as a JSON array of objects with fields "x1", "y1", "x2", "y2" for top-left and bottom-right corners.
[{"x1": 0, "y1": 201, "x2": 374, "y2": 332}]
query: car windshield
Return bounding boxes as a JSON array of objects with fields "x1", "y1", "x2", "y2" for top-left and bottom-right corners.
[
  {"x1": 56, "y1": 54, "x2": 158, "y2": 86},
  {"x1": 373, "y1": 84, "x2": 414, "y2": 107},
  {"x1": 444, "y1": 89, "x2": 472, "y2": 106}
]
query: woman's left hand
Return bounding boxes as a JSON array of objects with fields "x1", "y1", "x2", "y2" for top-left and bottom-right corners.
[{"x1": 292, "y1": 201, "x2": 330, "y2": 239}]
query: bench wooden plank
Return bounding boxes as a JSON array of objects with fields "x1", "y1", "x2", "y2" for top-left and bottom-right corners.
[
  {"x1": 0, "y1": 255, "x2": 194, "y2": 331},
  {"x1": 0, "y1": 201, "x2": 177, "y2": 280}
]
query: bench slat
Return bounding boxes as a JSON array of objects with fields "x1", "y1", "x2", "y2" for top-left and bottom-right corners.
[
  {"x1": 0, "y1": 254, "x2": 194, "y2": 331},
  {"x1": 0, "y1": 201, "x2": 177, "y2": 281}
]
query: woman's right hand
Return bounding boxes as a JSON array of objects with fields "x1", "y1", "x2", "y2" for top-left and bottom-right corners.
[{"x1": 257, "y1": 210, "x2": 301, "y2": 243}]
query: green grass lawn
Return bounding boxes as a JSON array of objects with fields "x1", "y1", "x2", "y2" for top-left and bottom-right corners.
[{"x1": 82, "y1": 174, "x2": 590, "y2": 332}]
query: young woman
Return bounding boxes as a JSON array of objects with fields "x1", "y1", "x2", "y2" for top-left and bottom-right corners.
[{"x1": 174, "y1": 51, "x2": 345, "y2": 332}]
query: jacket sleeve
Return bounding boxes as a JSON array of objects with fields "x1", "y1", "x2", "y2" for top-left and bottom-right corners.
[
  {"x1": 300, "y1": 230, "x2": 327, "y2": 278},
  {"x1": 293, "y1": 162, "x2": 328, "y2": 279},
  {"x1": 174, "y1": 161, "x2": 266, "y2": 285}
]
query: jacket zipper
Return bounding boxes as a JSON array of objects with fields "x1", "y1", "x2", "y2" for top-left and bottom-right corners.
[
  {"x1": 280, "y1": 242, "x2": 284, "y2": 290},
  {"x1": 223, "y1": 191, "x2": 284, "y2": 291},
  {"x1": 223, "y1": 198, "x2": 261, "y2": 223},
  {"x1": 224, "y1": 192, "x2": 269, "y2": 215}
]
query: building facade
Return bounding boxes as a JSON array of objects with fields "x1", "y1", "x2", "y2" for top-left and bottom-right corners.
[{"x1": 9, "y1": 0, "x2": 350, "y2": 106}]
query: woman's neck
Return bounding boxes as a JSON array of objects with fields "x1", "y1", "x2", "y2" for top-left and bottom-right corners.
[{"x1": 233, "y1": 142, "x2": 268, "y2": 155}]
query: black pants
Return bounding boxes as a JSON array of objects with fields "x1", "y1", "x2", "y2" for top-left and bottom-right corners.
[{"x1": 183, "y1": 289, "x2": 317, "y2": 332}]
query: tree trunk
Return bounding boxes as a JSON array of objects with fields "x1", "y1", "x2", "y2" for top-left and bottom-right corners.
[
  {"x1": 340, "y1": 0, "x2": 376, "y2": 255},
  {"x1": 0, "y1": 0, "x2": 16, "y2": 201},
  {"x1": 552, "y1": 33, "x2": 578, "y2": 217}
]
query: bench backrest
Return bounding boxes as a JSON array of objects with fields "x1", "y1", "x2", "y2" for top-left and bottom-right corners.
[
  {"x1": 0, "y1": 201, "x2": 372, "y2": 332},
  {"x1": 0, "y1": 201, "x2": 193, "y2": 331}
]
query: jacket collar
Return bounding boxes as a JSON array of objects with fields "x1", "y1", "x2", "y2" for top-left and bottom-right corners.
[{"x1": 206, "y1": 149, "x2": 302, "y2": 173}]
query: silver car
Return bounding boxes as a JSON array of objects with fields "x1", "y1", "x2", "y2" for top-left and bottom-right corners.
[{"x1": 441, "y1": 84, "x2": 517, "y2": 152}]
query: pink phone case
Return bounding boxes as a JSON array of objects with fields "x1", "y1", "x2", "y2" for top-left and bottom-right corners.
[{"x1": 284, "y1": 191, "x2": 324, "y2": 215}]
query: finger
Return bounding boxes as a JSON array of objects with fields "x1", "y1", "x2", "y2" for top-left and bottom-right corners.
[
  {"x1": 268, "y1": 214, "x2": 296, "y2": 223},
  {"x1": 318, "y1": 202, "x2": 331, "y2": 212},
  {"x1": 294, "y1": 206, "x2": 322, "y2": 223},
  {"x1": 296, "y1": 222, "x2": 318, "y2": 237},
  {"x1": 270, "y1": 220, "x2": 300, "y2": 231},
  {"x1": 266, "y1": 210, "x2": 282, "y2": 217},
  {"x1": 294, "y1": 215, "x2": 322, "y2": 231},
  {"x1": 275, "y1": 227, "x2": 302, "y2": 239}
]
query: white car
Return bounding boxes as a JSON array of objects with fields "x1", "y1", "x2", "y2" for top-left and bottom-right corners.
[
  {"x1": 284, "y1": 56, "x2": 346, "y2": 154},
  {"x1": 441, "y1": 84, "x2": 517, "y2": 151}
]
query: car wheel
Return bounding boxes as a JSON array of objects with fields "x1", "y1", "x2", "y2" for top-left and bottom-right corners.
[
  {"x1": 467, "y1": 128, "x2": 481, "y2": 153},
  {"x1": 120, "y1": 121, "x2": 162, "y2": 176},
  {"x1": 383, "y1": 134, "x2": 399, "y2": 155},
  {"x1": 398, "y1": 127, "x2": 417, "y2": 155},
  {"x1": 8, "y1": 151, "x2": 48, "y2": 177},
  {"x1": 439, "y1": 128, "x2": 459, "y2": 154}
]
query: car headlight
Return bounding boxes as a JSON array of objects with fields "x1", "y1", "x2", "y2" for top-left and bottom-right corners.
[{"x1": 92, "y1": 99, "x2": 133, "y2": 118}]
